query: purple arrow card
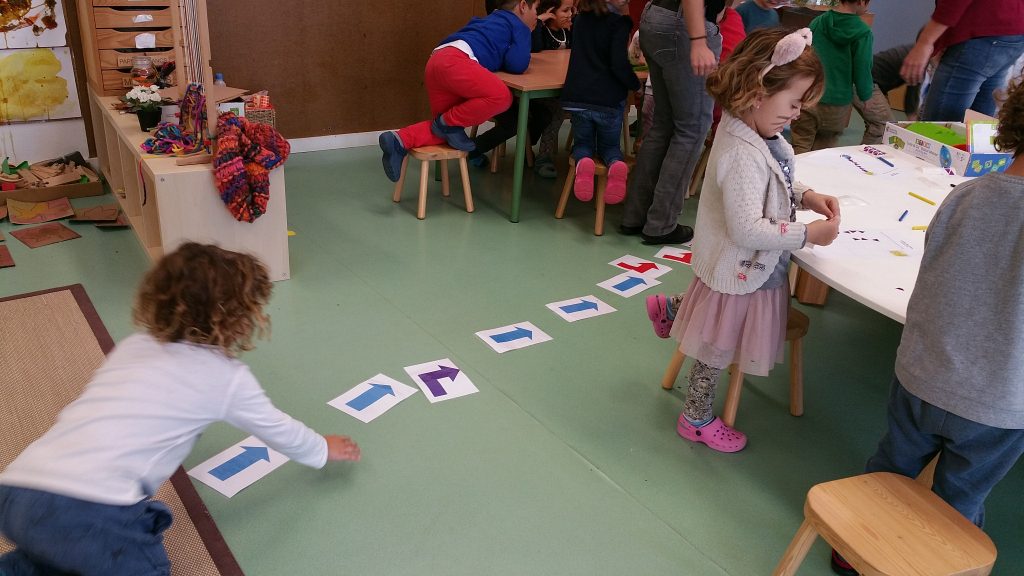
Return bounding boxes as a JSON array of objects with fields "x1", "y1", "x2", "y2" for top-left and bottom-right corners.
[
  {"x1": 475, "y1": 321, "x2": 552, "y2": 354},
  {"x1": 404, "y1": 358, "x2": 478, "y2": 403},
  {"x1": 545, "y1": 295, "x2": 616, "y2": 323},
  {"x1": 328, "y1": 374, "x2": 418, "y2": 423},
  {"x1": 187, "y1": 436, "x2": 289, "y2": 498}
]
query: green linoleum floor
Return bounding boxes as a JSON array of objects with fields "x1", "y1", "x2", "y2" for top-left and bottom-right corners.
[{"x1": 2, "y1": 127, "x2": 1021, "y2": 575}]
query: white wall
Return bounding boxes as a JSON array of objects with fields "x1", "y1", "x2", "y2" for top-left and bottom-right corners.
[{"x1": 0, "y1": 119, "x2": 89, "y2": 164}]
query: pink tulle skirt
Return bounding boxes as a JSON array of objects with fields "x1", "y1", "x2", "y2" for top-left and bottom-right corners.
[{"x1": 669, "y1": 277, "x2": 789, "y2": 377}]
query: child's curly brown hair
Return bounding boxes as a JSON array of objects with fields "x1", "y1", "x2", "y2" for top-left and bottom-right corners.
[
  {"x1": 994, "y1": 75, "x2": 1024, "y2": 157},
  {"x1": 707, "y1": 28, "x2": 825, "y2": 117},
  {"x1": 133, "y1": 242, "x2": 272, "y2": 356}
]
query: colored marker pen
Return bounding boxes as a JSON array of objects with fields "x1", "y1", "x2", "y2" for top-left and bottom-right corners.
[
  {"x1": 877, "y1": 156, "x2": 895, "y2": 167},
  {"x1": 898, "y1": 210, "x2": 908, "y2": 222}
]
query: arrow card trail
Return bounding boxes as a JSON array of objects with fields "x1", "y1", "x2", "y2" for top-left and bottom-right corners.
[
  {"x1": 475, "y1": 321, "x2": 552, "y2": 354},
  {"x1": 654, "y1": 246, "x2": 693, "y2": 265},
  {"x1": 609, "y1": 255, "x2": 672, "y2": 278},
  {"x1": 598, "y1": 272, "x2": 661, "y2": 298},
  {"x1": 187, "y1": 436, "x2": 289, "y2": 498},
  {"x1": 546, "y1": 295, "x2": 616, "y2": 323},
  {"x1": 404, "y1": 358, "x2": 479, "y2": 403},
  {"x1": 328, "y1": 374, "x2": 418, "y2": 423}
]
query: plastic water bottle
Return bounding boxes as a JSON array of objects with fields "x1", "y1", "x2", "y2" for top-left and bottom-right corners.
[{"x1": 213, "y1": 73, "x2": 226, "y2": 86}]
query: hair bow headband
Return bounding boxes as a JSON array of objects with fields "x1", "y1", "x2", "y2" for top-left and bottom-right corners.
[{"x1": 759, "y1": 28, "x2": 813, "y2": 80}]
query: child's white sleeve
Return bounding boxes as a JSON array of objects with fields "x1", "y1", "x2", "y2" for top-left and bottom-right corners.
[
  {"x1": 222, "y1": 367, "x2": 328, "y2": 469},
  {"x1": 719, "y1": 148, "x2": 806, "y2": 251}
]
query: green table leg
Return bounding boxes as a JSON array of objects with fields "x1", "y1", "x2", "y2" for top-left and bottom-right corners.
[{"x1": 510, "y1": 91, "x2": 531, "y2": 223}]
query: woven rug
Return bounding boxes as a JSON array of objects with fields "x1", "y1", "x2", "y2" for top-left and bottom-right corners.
[{"x1": 0, "y1": 285, "x2": 243, "y2": 575}]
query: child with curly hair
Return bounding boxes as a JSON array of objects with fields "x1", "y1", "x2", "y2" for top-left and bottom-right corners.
[{"x1": 0, "y1": 243, "x2": 360, "y2": 575}]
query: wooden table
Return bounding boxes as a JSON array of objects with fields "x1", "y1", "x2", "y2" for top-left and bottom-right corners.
[{"x1": 495, "y1": 50, "x2": 571, "y2": 222}]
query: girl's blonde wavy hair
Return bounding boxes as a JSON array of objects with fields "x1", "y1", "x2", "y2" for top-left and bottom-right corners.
[
  {"x1": 707, "y1": 28, "x2": 825, "y2": 117},
  {"x1": 133, "y1": 242, "x2": 272, "y2": 357}
]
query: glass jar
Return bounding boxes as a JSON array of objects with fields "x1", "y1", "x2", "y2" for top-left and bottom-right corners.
[{"x1": 130, "y1": 56, "x2": 156, "y2": 87}]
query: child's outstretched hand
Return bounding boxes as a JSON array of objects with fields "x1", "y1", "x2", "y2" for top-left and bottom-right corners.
[
  {"x1": 325, "y1": 435, "x2": 361, "y2": 462},
  {"x1": 806, "y1": 219, "x2": 840, "y2": 247},
  {"x1": 801, "y1": 189, "x2": 841, "y2": 220}
]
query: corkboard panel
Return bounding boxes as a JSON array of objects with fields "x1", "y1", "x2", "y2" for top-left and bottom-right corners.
[{"x1": 206, "y1": 1, "x2": 485, "y2": 138}]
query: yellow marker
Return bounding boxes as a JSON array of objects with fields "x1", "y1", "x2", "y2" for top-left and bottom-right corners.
[
  {"x1": 890, "y1": 250, "x2": 908, "y2": 257},
  {"x1": 911, "y1": 225, "x2": 928, "y2": 231},
  {"x1": 908, "y1": 191, "x2": 936, "y2": 206},
  {"x1": 287, "y1": 230, "x2": 296, "y2": 237}
]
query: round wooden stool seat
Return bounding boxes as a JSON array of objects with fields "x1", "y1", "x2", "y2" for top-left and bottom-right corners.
[
  {"x1": 409, "y1": 145, "x2": 468, "y2": 161},
  {"x1": 785, "y1": 307, "x2": 809, "y2": 341}
]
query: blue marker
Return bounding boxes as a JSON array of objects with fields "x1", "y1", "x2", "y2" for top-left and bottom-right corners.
[
  {"x1": 898, "y1": 209, "x2": 908, "y2": 222},
  {"x1": 877, "y1": 156, "x2": 895, "y2": 167}
]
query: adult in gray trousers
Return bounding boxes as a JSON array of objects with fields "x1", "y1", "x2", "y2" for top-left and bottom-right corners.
[{"x1": 621, "y1": 0, "x2": 722, "y2": 244}]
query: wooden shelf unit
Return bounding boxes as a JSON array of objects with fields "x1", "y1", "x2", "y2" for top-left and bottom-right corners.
[
  {"x1": 76, "y1": 0, "x2": 187, "y2": 96},
  {"x1": 86, "y1": 87, "x2": 290, "y2": 281}
]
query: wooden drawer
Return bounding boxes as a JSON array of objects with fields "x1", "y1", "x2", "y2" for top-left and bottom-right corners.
[
  {"x1": 93, "y1": 0, "x2": 171, "y2": 6},
  {"x1": 93, "y1": 7, "x2": 172, "y2": 28},
  {"x1": 95, "y1": 28, "x2": 175, "y2": 50},
  {"x1": 101, "y1": 69, "x2": 134, "y2": 92},
  {"x1": 98, "y1": 48, "x2": 175, "y2": 70}
]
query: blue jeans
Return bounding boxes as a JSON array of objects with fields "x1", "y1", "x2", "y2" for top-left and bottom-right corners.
[
  {"x1": 623, "y1": 3, "x2": 721, "y2": 236},
  {"x1": 865, "y1": 377, "x2": 1024, "y2": 526},
  {"x1": 570, "y1": 107, "x2": 625, "y2": 165},
  {"x1": 921, "y1": 35, "x2": 1024, "y2": 121},
  {"x1": 0, "y1": 486, "x2": 173, "y2": 576}
]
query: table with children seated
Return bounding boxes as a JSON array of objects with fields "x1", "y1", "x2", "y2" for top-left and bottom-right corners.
[
  {"x1": 495, "y1": 49, "x2": 572, "y2": 222},
  {"x1": 791, "y1": 145, "x2": 968, "y2": 324}
]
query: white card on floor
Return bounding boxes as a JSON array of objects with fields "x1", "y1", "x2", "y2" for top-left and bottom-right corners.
[
  {"x1": 404, "y1": 358, "x2": 478, "y2": 403},
  {"x1": 328, "y1": 374, "x2": 418, "y2": 423},
  {"x1": 654, "y1": 246, "x2": 693, "y2": 266},
  {"x1": 475, "y1": 321, "x2": 552, "y2": 353},
  {"x1": 598, "y1": 272, "x2": 661, "y2": 297},
  {"x1": 188, "y1": 436, "x2": 289, "y2": 498},
  {"x1": 609, "y1": 255, "x2": 671, "y2": 278},
  {"x1": 546, "y1": 295, "x2": 616, "y2": 322}
]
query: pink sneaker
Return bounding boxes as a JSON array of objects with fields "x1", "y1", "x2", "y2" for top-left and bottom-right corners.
[
  {"x1": 646, "y1": 294, "x2": 672, "y2": 339},
  {"x1": 574, "y1": 157, "x2": 595, "y2": 201},
  {"x1": 676, "y1": 415, "x2": 747, "y2": 453},
  {"x1": 605, "y1": 160, "x2": 628, "y2": 204}
]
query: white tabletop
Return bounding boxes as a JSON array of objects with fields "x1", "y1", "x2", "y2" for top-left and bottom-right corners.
[{"x1": 792, "y1": 145, "x2": 969, "y2": 324}]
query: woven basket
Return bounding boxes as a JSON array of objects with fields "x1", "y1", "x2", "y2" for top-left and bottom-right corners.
[{"x1": 245, "y1": 106, "x2": 276, "y2": 128}]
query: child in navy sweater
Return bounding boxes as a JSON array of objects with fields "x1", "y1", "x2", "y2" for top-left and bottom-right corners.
[
  {"x1": 379, "y1": 0, "x2": 540, "y2": 182},
  {"x1": 561, "y1": 0, "x2": 640, "y2": 204}
]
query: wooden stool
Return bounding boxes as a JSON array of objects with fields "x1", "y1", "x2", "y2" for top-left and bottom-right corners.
[
  {"x1": 660, "y1": 306, "x2": 809, "y2": 427},
  {"x1": 773, "y1": 472, "x2": 996, "y2": 576},
  {"x1": 555, "y1": 157, "x2": 610, "y2": 236},
  {"x1": 392, "y1": 145, "x2": 474, "y2": 220}
]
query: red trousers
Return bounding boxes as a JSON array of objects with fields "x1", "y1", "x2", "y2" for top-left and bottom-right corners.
[{"x1": 397, "y1": 47, "x2": 513, "y2": 149}]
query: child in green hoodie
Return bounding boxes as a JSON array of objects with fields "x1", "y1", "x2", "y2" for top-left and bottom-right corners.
[{"x1": 789, "y1": 0, "x2": 873, "y2": 154}]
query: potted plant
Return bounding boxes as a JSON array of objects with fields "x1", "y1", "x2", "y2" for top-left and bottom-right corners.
[{"x1": 122, "y1": 86, "x2": 169, "y2": 132}]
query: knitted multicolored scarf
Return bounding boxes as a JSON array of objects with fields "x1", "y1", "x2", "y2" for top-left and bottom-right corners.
[{"x1": 213, "y1": 112, "x2": 290, "y2": 223}]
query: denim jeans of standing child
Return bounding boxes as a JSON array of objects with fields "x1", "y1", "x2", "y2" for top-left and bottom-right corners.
[
  {"x1": 0, "y1": 485, "x2": 173, "y2": 576},
  {"x1": 921, "y1": 35, "x2": 1024, "y2": 121},
  {"x1": 865, "y1": 377, "x2": 1024, "y2": 527},
  {"x1": 570, "y1": 107, "x2": 625, "y2": 165}
]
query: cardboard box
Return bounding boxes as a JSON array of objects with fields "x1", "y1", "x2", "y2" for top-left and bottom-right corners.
[
  {"x1": 883, "y1": 111, "x2": 1011, "y2": 177},
  {"x1": 0, "y1": 179, "x2": 104, "y2": 207}
]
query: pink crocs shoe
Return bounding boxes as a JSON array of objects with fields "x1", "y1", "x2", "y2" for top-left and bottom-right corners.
[
  {"x1": 646, "y1": 294, "x2": 672, "y2": 339},
  {"x1": 605, "y1": 160, "x2": 628, "y2": 205},
  {"x1": 574, "y1": 157, "x2": 596, "y2": 202},
  {"x1": 676, "y1": 415, "x2": 747, "y2": 453}
]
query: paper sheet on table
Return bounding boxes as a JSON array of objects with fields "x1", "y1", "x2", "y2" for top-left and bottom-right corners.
[
  {"x1": 810, "y1": 228, "x2": 919, "y2": 260},
  {"x1": 799, "y1": 148, "x2": 900, "y2": 176}
]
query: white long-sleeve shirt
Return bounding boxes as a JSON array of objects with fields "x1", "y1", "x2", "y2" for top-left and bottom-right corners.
[{"x1": 0, "y1": 333, "x2": 327, "y2": 505}]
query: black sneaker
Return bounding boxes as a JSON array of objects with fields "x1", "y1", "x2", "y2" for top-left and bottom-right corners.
[
  {"x1": 430, "y1": 115, "x2": 476, "y2": 152},
  {"x1": 379, "y1": 131, "x2": 407, "y2": 183},
  {"x1": 830, "y1": 549, "x2": 858, "y2": 576},
  {"x1": 641, "y1": 224, "x2": 693, "y2": 245},
  {"x1": 619, "y1": 224, "x2": 644, "y2": 236}
]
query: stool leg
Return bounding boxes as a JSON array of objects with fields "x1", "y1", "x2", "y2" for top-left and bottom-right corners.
[
  {"x1": 490, "y1": 145, "x2": 501, "y2": 174},
  {"x1": 459, "y1": 157, "x2": 474, "y2": 213},
  {"x1": 594, "y1": 172, "x2": 606, "y2": 236},
  {"x1": 392, "y1": 156, "x2": 409, "y2": 203},
  {"x1": 441, "y1": 159, "x2": 451, "y2": 197},
  {"x1": 417, "y1": 160, "x2": 429, "y2": 220},
  {"x1": 555, "y1": 165, "x2": 575, "y2": 219},
  {"x1": 789, "y1": 337, "x2": 804, "y2": 417},
  {"x1": 722, "y1": 365, "x2": 743, "y2": 427},
  {"x1": 662, "y1": 348, "x2": 686, "y2": 390},
  {"x1": 772, "y1": 519, "x2": 818, "y2": 576}
]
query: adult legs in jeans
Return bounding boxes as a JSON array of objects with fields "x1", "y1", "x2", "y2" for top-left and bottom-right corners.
[
  {"x1": 622, "y1": 5, "x2": 720, "y2": 236},
  {"x1": 853, "y1": 84, "x2": 894, "y2": 145},
  {"x1": 921, "y1": 35, "x2": 1024, "y2": 121},
  {"x1": 0, "y1": 486, "x2": 173, "y2": 575},
  {"x1": 864, "y1": 377, "x2": 1024, "y2": 526}
]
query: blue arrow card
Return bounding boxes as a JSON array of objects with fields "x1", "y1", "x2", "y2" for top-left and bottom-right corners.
[
  {"x1": 187, "y1": 436, "x2": 288, "y2": 498},
  {"x1": 475, "y1": 321, "x2": 552, "y2": 354},
  {"x1": 328, "y1": 374, "x2": 417, "y2": 423},
  {"x1": 546, "y1": 295, "x2": 616, "y2": 322},
  {"x1": 598, "y1": 272, "x2": 661, "y2": 298}
]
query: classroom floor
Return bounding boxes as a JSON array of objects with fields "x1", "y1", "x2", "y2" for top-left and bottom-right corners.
[{"x1": 2, "y1": 118, "x2": 1022, "y2": 575}]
